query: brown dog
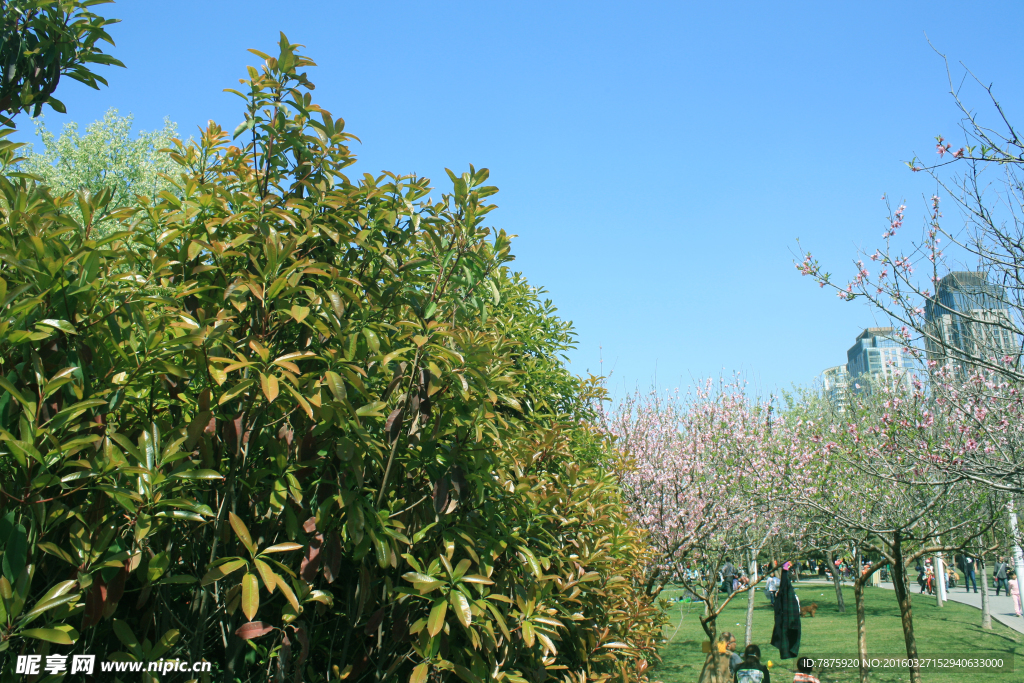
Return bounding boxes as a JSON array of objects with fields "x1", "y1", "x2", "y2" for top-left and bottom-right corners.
[{"x1": 800, "y1": 602, "x2": 818, "y2": 618}]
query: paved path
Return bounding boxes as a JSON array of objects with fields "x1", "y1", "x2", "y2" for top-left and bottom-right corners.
[
  {"x1": 876, "y1": 581, "x2": 1024, "y2": 634},
  {"x1": 792, "y1": 577, "x2": 1024, "y2": 634}
]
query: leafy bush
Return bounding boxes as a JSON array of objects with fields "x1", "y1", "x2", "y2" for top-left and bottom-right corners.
[{"x1": 0, "y1": 36, "x2": 662, "y2": 682}]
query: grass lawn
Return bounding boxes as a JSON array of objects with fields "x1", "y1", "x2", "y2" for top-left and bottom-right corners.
[{"x1": 652, "y1": 581, "x2": 1023, "y2": 682}]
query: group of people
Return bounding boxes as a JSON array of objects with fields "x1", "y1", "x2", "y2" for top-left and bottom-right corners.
[
  {"x1": 702, "y1": 632, "x2": 820, "y2": 683},
  {"x1": 914, "y1": 557, "x2": 958, "y2": 595},
  {"x1": 915, "y1": 555, "x2": 1022, "y2": 616},
  {"x1": 702, "y1": 562, "x2": 806, "y2": 683}
]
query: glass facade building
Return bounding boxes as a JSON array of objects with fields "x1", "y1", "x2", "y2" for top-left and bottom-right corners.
[
  {"x1": 821, "y1": 365, "x2": 850, "y2": 411},
  {"x1": 924, "y1": 271, "x2": 1019, "y2": 373},
  {"x1": 845, "y1": 327, "x2": 916, "y2": 392}
]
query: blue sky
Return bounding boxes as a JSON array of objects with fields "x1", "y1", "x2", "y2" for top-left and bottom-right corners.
[{"x1": 19, "y1": 0, "x2": 1024, "y2": 399}]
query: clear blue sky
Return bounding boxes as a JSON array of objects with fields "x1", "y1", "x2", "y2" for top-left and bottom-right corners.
[{"x1": 19, "y1": 0, "x2": 1024, "y2": 398}]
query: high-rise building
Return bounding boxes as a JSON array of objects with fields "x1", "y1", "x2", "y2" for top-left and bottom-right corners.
[
  {"x1": 846, "y1": 327, "x2": 916, "y2": 391},
  {"x1": 821, "y1": 365, "x2": 850, "y2": 411},
  {"x1": 924, "y1": 271, "x2": 1019, "y2": 374}
]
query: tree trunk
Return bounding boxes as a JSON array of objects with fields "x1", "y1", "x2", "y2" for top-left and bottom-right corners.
[
  {"x1": 745, "y1": 549, "x2": 757, "y2": 646},
  {"x1": 854, "y1": 578, "x2": 869, "y2": 683},
  {"x1": 699, "y1": 602, "x2": 722, "y2": 683},
  {"x1": 889, "y1": 535, "x2": 922, "y2": 683},
  {"x1": 828, "y1": 550, "x2": 846, "y2": 613},
  {"x1": 980, "y1": 554, "x2": 993, "y2": 629}
]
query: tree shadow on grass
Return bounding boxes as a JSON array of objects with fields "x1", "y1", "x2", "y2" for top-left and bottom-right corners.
[{"x1": 963, "y1": 624, "x2": 1021, "y2": 647}]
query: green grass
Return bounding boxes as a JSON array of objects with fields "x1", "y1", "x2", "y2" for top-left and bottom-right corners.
[{"x1": 652, "y1": 581, "x2": 1024, "y2": 682}]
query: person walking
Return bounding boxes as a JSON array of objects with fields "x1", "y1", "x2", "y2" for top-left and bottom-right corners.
[
  {"x1": 766, "y1": 574, "x2": 780, "y2": 607},
  {"x1": 722, "y1": 560, "x2": 737, "y2": 595},
  {"x1": 734, "y1": 644, "x2": 772, "y2": 683},
  {"x1": 1010, "y1": 570, "x2": 1022, "y2": 618},
  {"x1": 963, "y1": 554, "x2": 978, "y2": 593},
  {"x1": 995, "y1": 557, "x2": 1009, "y2": 596}
]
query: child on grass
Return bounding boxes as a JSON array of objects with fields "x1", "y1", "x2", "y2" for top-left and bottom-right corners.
[{"x1": 792, "y1": 658, "x2": 820, "y2": 683}]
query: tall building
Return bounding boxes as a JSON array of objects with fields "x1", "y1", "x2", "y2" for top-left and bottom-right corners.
[
  {"x1": 846, "y1": 327, "x2": 916, "y2": 392},
  {"x1": 924, "y1": 271, "x2": 1019, "y2": 374},
  {"x1": 821, "y1": 365, "x2": 850, "y2": 411}
]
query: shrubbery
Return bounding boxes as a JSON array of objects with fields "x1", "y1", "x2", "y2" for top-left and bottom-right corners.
[{"x1": 0, "y1": 35, "x2": 661, "y2": 683}]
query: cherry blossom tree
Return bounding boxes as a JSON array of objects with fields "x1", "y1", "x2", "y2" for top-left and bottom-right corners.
[
  {"x1": 611, "y1": 376, "x2": 813, "y2": 679},
  {"x1": 794, "y1": 380, "x2": 1001, "y2": 683}
]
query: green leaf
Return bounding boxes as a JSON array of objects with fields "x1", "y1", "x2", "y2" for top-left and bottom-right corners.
[
  {"x1": 200, "y1": 558, "x2": 247, "y2": 586},
  {"x1": 260, "y1": 542, "x2": 303, "y2": 554},
  {"x1": 361, "y1": 327, "x2": 380, "y2": 354},
  {"x1": 325, "y1": 371, "x2": 347, "y2": 401},
  {"x1": 170, "y1": 469, "x2": 224, "y2": 481},
  {"x1": 229, "y1": 512, "x2": 255, "y2": 556},
  {"x1": 218, "y1": 378, "x2": 256, "y2": 405},
  {"x1": 449, "y1": 591, "x2": 471, "y2": 628},
  {"x1": 21, "y1": 626, "x2": 77, "y2": 645},
  {"x1": 427, "y1": 598, "x2": 447, "y2": 637},
  {"x1": 410, "y1": 663, "x2": 429, "y2": 683},
  {"x1": 242, "y1": 572, "x2": 260, "y2": 621},
  {"x1": 37, "y1": 319, "x2": 78, "y2": 335},
  {"x1": 402, "y1": 572, "x2": 444, "y2": 594}
]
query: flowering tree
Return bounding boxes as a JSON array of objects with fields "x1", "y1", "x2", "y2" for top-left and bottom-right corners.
[
  {"x1": 797, "y1": 57, "x2": 1024, "y2": 383},
  {"x1": 794, "y1": 380, "x2": 1000, "y2": 683},
  {"x1": 612, "y1": 377, "x2": 813, "y2": 678}
]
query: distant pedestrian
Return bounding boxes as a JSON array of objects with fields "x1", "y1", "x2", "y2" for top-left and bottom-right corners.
[
  {"x1": 995, "y1": 557, "x2": 1009, "y2": 596},
  {"x1": 766, "y1": 574, "x2": 780, "y2": 606},
  {"x1": 793, "y1": 658, "x2": 820, "y2": 683},
  {"x1": 963, "y1": 555, "x2": 978, "y2": 593},
  {"x1": 723, "y1": 560, "x2": 737, "y2": 594},
  {"x1": 1010, "y1": 570, "x2": 1022, "y2": 617},
  {"x1": 734, "y1": 644, "x2": 772, "y2": 683}
]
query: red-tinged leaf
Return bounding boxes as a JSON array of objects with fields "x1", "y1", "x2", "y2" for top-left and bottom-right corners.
[
  {"x1": 385, "y1": 406, "x2": 403, "y2": 444},
  {"x1": 241, "y1": 572, "x2": 260, "y2": 621},
  {"x1": 229, "y1": 512, "x2": 255, "y2": 555},
  {"x1": 323, "y1": 533, "x2": 342, "y2": 583},
  {"x1": 81, "y1": 577, "x2": 105, "y2": 629},
  {"x1": 235, "y1": 621, "x2": 275, "y2": 639},
  {"x1": 301, "y1": 534, "x2": 323, "y2": 581},
  {"x1": 427, "y1": 599, "x2": 447, "y2": 637},
  {"x1": 302, "y1": 517, "x2": 317, "y2": 534},
  {"x1": 105, "y1": 566, "x2": 127, "y2": 606},
  {"x1": 364, "y1": 607, "x2": 385, "y2": 635}
]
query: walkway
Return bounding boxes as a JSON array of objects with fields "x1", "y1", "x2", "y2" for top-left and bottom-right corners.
[
  {"x1": 875, "y1": 581, "x2": 1024, "y2": 634},
  {"x1": 794, "y1": 577, "x2": 1024, "y2": 634}
]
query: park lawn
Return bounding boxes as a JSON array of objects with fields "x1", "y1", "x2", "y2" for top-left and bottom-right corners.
[{"x1": 652, "y1": 582, "x2": 1024, "y2": 683}]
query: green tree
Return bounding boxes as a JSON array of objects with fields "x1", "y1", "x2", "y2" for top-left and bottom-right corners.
[
  {"x1": 0, "y1": 35, "x2": 662, "y2": 682},
  {"x1": 17, "y1": 108, "x2": 179, "y2": 236},
  {"x1": 0, "y1": 0, "x2": 123, "y2": 119}
]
